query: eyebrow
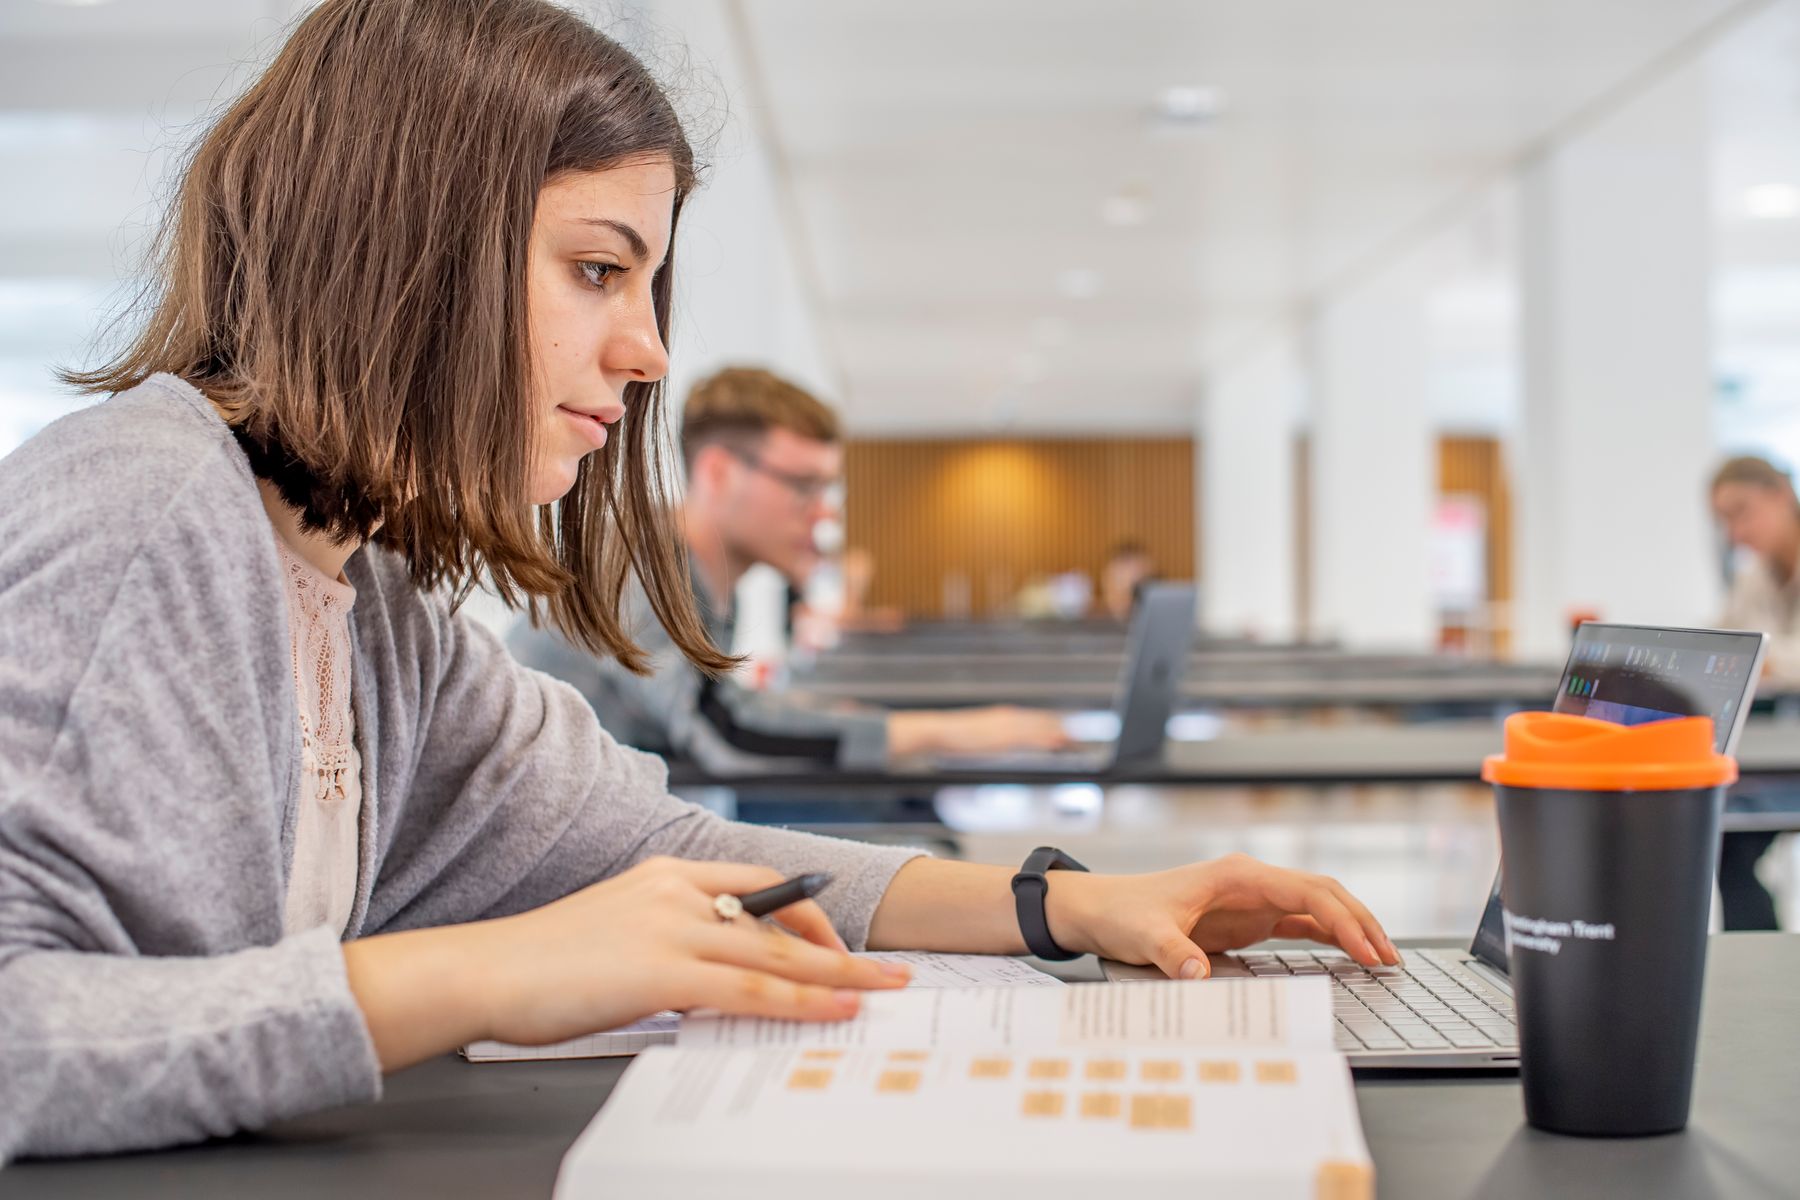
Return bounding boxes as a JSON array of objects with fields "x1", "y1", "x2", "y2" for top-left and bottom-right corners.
[{"x1": 576, "y1": 217, "x2": 649, "y2": 261}]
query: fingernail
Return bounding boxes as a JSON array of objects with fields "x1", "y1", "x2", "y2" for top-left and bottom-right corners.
[
  {"x1": 1179, "y1": 957, "x2": 1202, "y2": 980},
  {"x1": 878, "y1": 961, "x2": 912, "y2": 979},
  {"x1": 834, "y1": 990, "x2": 862, "y2": 1010}
]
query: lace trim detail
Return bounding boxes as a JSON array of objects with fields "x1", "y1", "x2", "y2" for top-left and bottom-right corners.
[{"x1": 274, "y1": 540, "x2": 358, "y2": 807}]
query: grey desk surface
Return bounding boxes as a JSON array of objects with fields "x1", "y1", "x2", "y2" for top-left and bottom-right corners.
[
  {"x1": 11, "y1": 935, "x2": 1799, "y2": 1199},
  {"x1": 790, "y1": 670, "x2": 1562, "y2": 709}
]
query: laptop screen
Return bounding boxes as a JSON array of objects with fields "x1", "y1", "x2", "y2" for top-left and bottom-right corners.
[
  {"x1": 1469, "y1": 623, "x2": 1767, "y2": 975},
  {"x1": 1549, "y1": 623, "x2": 1764, "y2": 755}
]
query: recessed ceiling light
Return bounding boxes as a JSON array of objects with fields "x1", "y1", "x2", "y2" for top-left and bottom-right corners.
[
  {"x1": 1745, "y1": 183, "x2": 1800, "y2": 220},
  {"x1": 1156, "y1": 85, "x2": 1224, "y2": 125},
  {"x1": 1056, "y1": 268, "x2": 1101, "y2": 301}
]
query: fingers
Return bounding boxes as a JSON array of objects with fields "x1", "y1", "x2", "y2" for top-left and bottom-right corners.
[
  {"x1": 675, "y1": 962, "x2": 865, "y2": 1023},
  {"x1": 1296, "y1": 884, "x2": 1383, "y2": 967},
  {"x1": 695, "y1": 923, "x2": 910, "y2": 992},
  {"x1": 766, "y1": 898, "x2": 850, "y2": 952},
  {"x1": 637, "y1": 859, "x2": 854, "y2": 952},
  {"x1": 1148, "y1": 926, "x2": 1212, "y2": 981},
  {"x1": 1316, "y1": 877, "x2": 1400, "y2": 965},
  {"x1": 1013, "y1": 707, "x2": 1073, "y2": 748}
]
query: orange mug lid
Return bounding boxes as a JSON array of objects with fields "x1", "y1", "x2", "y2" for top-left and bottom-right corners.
[{"x1": 1481, "y1": 711, "x2": 1737, "y2": 792}]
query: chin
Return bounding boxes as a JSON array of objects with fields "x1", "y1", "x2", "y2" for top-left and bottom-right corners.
[
  {"x1": 784, "y1": 554, "x2": 822, "y2": 584},
  {"x1": 527, "y1": 459, "x2": 582, "y2": 506}
]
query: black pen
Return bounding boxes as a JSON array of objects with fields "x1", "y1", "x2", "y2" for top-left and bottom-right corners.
[{"x1": 738, "y1": 872, "x2": 833, "y2": 918}]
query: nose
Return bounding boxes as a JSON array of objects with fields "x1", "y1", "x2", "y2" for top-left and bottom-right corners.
[{"x1": 607, "y1": 294, "x2": 670, "y2": 384}]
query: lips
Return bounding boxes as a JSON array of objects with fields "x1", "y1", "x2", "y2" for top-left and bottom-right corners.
[{"x1": 558, "y1": 405, "x2": 618, "y2": 450}]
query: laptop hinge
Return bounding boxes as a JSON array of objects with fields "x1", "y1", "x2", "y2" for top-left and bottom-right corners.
[{"x1": 1464, "y1": 957, "x2": 1513, "y2": 997}]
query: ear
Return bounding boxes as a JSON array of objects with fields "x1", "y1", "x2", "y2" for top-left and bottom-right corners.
[{"x1": 689, "y1": 443, "x2": 733, "y2": 497}]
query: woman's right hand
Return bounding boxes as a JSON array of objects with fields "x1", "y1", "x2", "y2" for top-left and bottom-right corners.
[{"x1": 343, "y1": 856, "x2": 911, "y2": 1071}]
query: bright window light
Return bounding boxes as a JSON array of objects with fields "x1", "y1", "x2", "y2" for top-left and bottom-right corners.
[{"x1": 1745, "y1": 183, "x2": 1800, "y2": 220}]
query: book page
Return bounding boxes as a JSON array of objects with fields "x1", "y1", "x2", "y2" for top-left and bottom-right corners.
[
  {"x1": 462, "y1": 953, "x2": 1059, "y2": 1062},
  {"x1": 556, "y1": 1041, "x2": 1371, "y2": 1199},
  {"x1": 678, "y1": 978, "x2": 1330, "y2": 1052},
  {"x1": 858, "y1": 950, "x2": 1064, "y2": 987},
  {"x1": 463, "y1": 1012, "x2": 680, "y2": 1062}
]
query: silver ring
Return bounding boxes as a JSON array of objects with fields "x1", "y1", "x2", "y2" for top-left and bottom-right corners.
[{"x1": 712, "y1": 893, "x2": 744, "y2": 922}]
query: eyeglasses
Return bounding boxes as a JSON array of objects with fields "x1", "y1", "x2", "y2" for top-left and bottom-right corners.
[{"x1": 729, "y1": 448, "x2": 841, "y2": 505}]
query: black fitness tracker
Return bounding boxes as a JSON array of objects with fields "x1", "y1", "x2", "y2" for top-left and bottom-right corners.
[{"x1": 1011, "y1": 845, "x2": 1089, "y2": 961}]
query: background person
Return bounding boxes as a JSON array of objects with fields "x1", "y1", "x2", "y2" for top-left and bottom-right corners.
[
  {"x1": 1709, "y1": 455, "x2": 1800, "y2": 930},
  {"x1": 1097, "y1": 540, "x2": 1157, "y2": 621},
  {"x1": 510, "y1": 367, "x2": 1074, "y2": 769},
  {"x1": 0, "y1": 0, "x2": 1400, "y2": 1162}
]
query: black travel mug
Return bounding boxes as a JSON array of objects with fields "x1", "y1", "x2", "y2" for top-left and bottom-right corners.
[{"x1": 1482, "y1": 712, "x2": 1735, "y2": 1137}]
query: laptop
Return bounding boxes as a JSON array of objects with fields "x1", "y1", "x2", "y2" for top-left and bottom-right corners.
[
  {"x1": 929, "y1": 582, "x2": 1197, "y2": 774},
  {"x1": 1102, "y1": 621, "x2": 1770, "y2": 1068}
]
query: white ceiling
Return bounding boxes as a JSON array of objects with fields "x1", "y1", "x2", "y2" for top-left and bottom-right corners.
[
  {"x1": 3, "y1": 0, "x2": 1799, "y2": 442},
  {"x1": 733, "y1": 0, "x2": 1778, "y2": 433}
]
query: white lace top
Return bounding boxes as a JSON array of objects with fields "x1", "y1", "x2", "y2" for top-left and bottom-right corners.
[{"x1": 274, "y1": 537, "x2": 363, "y2": 939}]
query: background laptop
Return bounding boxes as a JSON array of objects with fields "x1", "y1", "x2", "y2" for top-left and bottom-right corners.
[
  {"x1": 1103, "y1": 621, "x2": 1769, "y2": 1069},
  {"x1": 929, "y1": 582, "x2": 1197, "y2": 775}
]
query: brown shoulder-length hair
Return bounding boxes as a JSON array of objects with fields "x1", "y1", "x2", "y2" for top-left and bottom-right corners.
[{"x1": 65, "y1": 0, "x2": 730, "y2": 676}]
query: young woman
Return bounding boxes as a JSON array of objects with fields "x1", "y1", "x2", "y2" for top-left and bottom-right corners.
[
  {"x1": 1710, "y1": 455, "x2": 1800, "y2": 930},
  {"x1": 0, "y1": 0, "x2": 1396, "y2": 1161}
]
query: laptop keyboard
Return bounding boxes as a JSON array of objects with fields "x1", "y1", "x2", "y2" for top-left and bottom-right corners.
[{"x1": 1235, "y1": 947, "x2": 1518, "y2": 1054}]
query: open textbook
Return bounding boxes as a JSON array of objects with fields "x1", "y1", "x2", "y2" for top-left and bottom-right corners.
[
  {"x1": 556, "y1": 977, "x2": 1371, "y2": 1199},
  {"x1": 460, "y1": 951, "x2": 1063, "y2": 1061}
]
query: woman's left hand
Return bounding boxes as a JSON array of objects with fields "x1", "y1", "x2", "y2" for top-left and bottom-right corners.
[{"x1": 1044, "y1": 853, "x2": 1401, "y2": 980}]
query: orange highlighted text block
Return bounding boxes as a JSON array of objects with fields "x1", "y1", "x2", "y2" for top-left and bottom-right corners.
[
  {"x1": 1256, "y1": 1060, "x2": 1298, "y2": 1085},
  {"x1": 1080, "y1": 1091, "x2": 1123, "y2": 1119},
  {"x1": 1128, "y1": 1094, "x2": 1193, "y2": 1131},
  {"x1": 877, "y1": 1069, "x2": 922, "y2": 1094}
]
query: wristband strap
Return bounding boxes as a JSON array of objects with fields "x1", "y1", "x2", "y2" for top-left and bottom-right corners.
[{"x1": 1011, "y1": 846, "x2": 1089, "y2": 961}]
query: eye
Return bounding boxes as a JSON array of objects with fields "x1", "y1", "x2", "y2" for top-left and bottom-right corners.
[{"x1": 578, "y1": 261, "x2": 624, "y2": 290}]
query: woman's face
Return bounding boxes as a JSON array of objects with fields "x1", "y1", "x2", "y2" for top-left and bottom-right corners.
[
  {"x1": 525, "y1": 158, "x2": 676, "y2": 505},
  {"x1": 1712, "y1": 480, "x2": 1799, "y2": 559}
]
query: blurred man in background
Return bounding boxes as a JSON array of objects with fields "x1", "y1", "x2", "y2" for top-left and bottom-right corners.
[{"x1": 510, "y1": 367, "x2": 1070, "y2": 772}]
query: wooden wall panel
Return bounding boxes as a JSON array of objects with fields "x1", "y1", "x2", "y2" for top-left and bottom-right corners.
[
  {"x1": 844, "y1": 438, "x2": 1196, "y2": 619},
  {"x1": 846, "y1": 433, "x2": 1512, "y2": 643},
  {"x1": 1438, "y1": 435, "x2": 1513, "y2": 653}
]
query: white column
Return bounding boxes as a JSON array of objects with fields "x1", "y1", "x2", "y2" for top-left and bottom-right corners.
[
  {"x1": 1308, "y1": 258, "x2": 1439, "y2": 651},
  {"x1": 1513, "y1": 60, "x2": 1717, "y2": 662},
  {"x1": 1201, "y1": 341, "x2": 1301, "y2": 642},
  {"x1": 630, "y1": 0, "x2": 838, "y2": 657}
]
